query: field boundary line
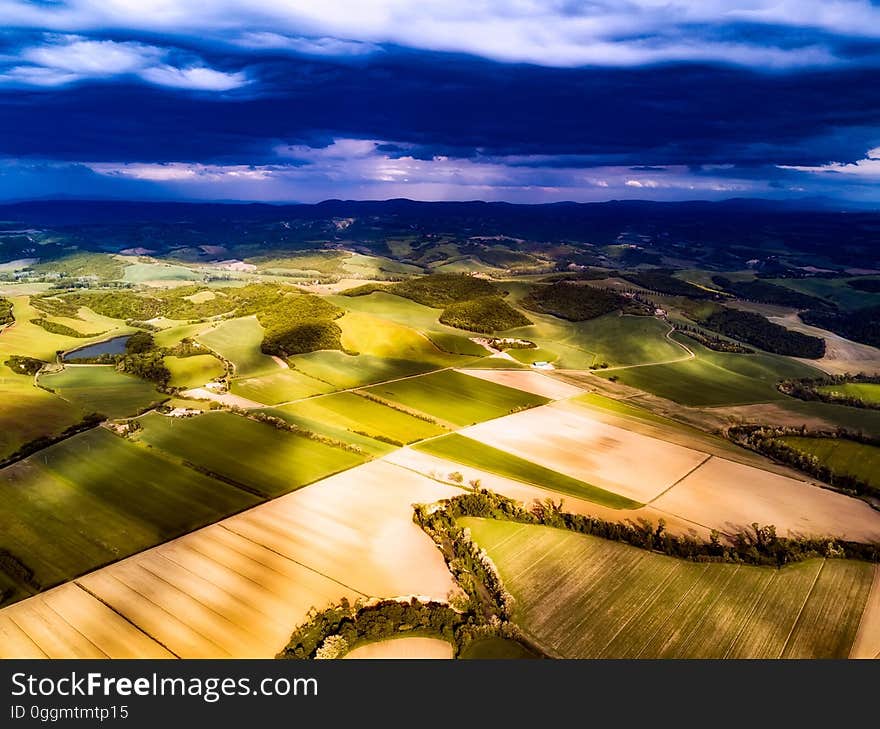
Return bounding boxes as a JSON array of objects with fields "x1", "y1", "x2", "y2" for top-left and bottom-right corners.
[
  {"x1": 73, "y1": 581, "x2": 181, "y2": 658},
  {"x1": 648, "y1": 454, "x2": 713, "y2": 504},
  {"x1": 39, "y1": 592, "x2": 112, "y2": 659},
  {"x1": 778, "y1": 558, "x2": 826, "y2": 659},
  {"x1": 271, "y1": 365, "x2": 456, "y2": 408},
  {"x1": 3, "y1": 614, "x2": 49, "y2": 658},
  {"x1": 92, "y1": 570, "x2": 233, "y2": 657},
  {"x1": 218, "y1": 524, "x2": 369, "y2": 599},
  {"x1": 135, "y1": 560, "x2": 271, "y2": 646}
]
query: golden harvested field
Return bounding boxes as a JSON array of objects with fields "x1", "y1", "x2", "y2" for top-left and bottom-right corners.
[
  {"x1": 344, "y1": 637, "x2": 454, "y2": 659},
  {"x1": 385, "y1": 447, "x2": 709, "y2": 538},
  {"x1": 0, "y1": 460, "x2": 458, "y2": 658},
  {"x1": 652, "y1": 456, "x2": 880, "y2": 542},
  {"x1": 0, "y1": 583, "x2": 173, "y2": 658},
  {"x1": 456, "y1": 368, "x2": 585, "y2": 400},
  {"x1": 460, "y1": 404, "x2": 709, "y2": 503}
]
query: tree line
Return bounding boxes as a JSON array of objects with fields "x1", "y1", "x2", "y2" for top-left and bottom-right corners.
[
  {"x1": 727, "y1": 425, "x2": 879, "y2": 500},
  {"x1": 777, "y1": 374, "x2": 880, "y2": 411}
]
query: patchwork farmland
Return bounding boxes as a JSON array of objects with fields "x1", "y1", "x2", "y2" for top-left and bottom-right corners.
[
  {"x1": 0, "y1": 229, "x2": 878, "y2": 662},
  {"x1": 0, "y1": 461, "x2": 459, "y2": 658}
]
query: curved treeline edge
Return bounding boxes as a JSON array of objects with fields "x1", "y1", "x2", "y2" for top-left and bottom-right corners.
[
  {"x1": 343, "y1": 273, "x2": 534, "y2": 333},
  {"x1": 0, "y1": 297, "x2": 12, "y2": 326},
  {"x1": 421, "y1": 489, "x2": 880, "y2": 567},
  {"x1": 712, "y1": 276, "x2": 831, "y2": 309},
  {"x1": 728, "y1": 425, "x2": 880, "y2": 499},
  {"x1": 800, "y1": 305, "x2": 880, "y2": 349},
  {"x1": 778, "y1": 374, "x2": 880, "y2": 410},
  {"x1": 620, "y1": 270, "x2": 715, "y2": 299},
  {"x1": 700, "y1": 307, "x2": 825, "y2": 358},
  {"x1": 62, "y1": 283, "x2": 347, "y2": 359},
  {"x1": 521, "y1": 281, "x2": 648, "y2": 321}
]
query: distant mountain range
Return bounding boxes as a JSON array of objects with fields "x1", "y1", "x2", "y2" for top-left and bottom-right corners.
[{"x1": 0, "y1": 196, "x2": 873, "y2": 227}]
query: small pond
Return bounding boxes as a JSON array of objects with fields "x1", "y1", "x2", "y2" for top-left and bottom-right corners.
[{"x1": 64, "y1": 335, "x2": 131, "y2": 361}]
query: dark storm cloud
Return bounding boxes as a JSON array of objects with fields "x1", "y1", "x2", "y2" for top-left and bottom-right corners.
[
  {"x1": 1, "y1": 51, "x2": 879, "y2": 169},
  {"x1": 0, "y1": 1, "x2": 879, "y2": 201}
]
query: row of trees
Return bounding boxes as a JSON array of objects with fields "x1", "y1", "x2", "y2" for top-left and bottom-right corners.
[
  {"x1": 728, "y1": 425, "x2": 879, "y2": 500},
  {"x1": 801, "y1": 305, "x2": 880, "y2": 349},
  {"x1": 676, "y1": 324, "x2": 754, "y2": 353},
  {"x1": 420, "y1": 488, "x2": 880, "y2": 568},
  {"x1": 711, "y1": 276, "x2": 829, "y2": 310},
  {"x1": 701, "y1": 308, "x2": 825, "y2": 358},
  {"x1": 777, "y1": 374, "x2": 880, "y2": 410},
  {"x1": 277, "y1": 597, "x2": 465, "y2": 660},
  {"x1": 0, "y1": 411, "x2": 105, "y2": 470}
]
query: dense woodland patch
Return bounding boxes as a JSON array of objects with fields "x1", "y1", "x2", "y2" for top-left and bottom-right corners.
[
  {"x1": 847, "y1": 278, "x2": 880, "y2": 293},
  {"x1": 521, "y1": 281, "x2": 632, "y2": 321},
  {"x1": 438, "y1": 296, "x2": 532, "y2": 333},
  {"x1": 620, "y1": 270, "x2": 713, "y2": 298},
  {"x1": 701, "y1": 307, "x2": 825, "y2": 358},
  {"x1": 712, "y1": 276, "x2": 829, "y2": 309},
  {"x1": 0, "y1": 297, "x2": 12, "y2": 326},
  {"x1": 800, "y1": 305, "x2": 880, "y2": 349},
  {"x1": 386, "y1": 273, "x2": 500, "y2": 307},
  {"x1": 4, "y1": 355, "x2": 44, "y2": 376}
]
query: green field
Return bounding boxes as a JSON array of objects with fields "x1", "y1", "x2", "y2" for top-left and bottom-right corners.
[
  {"x1": 423, "y1": 331, "x2": 488, "y2": 356},
  {"x1": 570, "y1": 392, "x2": 679, "y2": 427},
  {"x1": 40, "y1": 365, "x2": 165, "y2": 418},
  {"x1": 365, "y1": 369, "x2": 548, "y2": 426},
  {"x1": 461, "y1": 518, "x2": 874, "y2": 658},
  {"x1": 0, "y1": 428, "x2": 258, "y2": 606},
  {"x1": 501, "y1": 287, "x2": 683, "y2": 368},
  {"x1": 261, "y1": 407, "x2": 397, "y2": 457},
  {"x1": 0, "y1": 368, "x2": 84, "y2": 460},
  {"x1": 164, "y1": 355, "x2": 226, "y2": 389},
  {"x1": 817, "y1": 382, "x2": 880, "y2": 405},
  {"x1": 197, "y1": 316, "x2": 279, "y2": 378},
  {"x1": 152, "y1": 320, "x2": 215, "y2": 349},
  {"x1": 135, "y1": 411, "x2": 366, "y2": 497},
  {"x1": 598, "y1": 335, "x2": 821, "y2": 406},
  {"x1": 122, "y1": 262, "x2": 201, "y2": 283},
  {"x1": 506, "y1": 347, "x2": 557, "y2": 364},
  {"x1": 339, "y1": 310, "x2": 465, "y2": 365},
  {"x1": 275, "y1": 391, "x2": 447, "y2": 445},
  {"x1": 459, "y1": 636, "x2": 539, "y2": 659},
  {"x1": 778, "y1": 436, "x2": 880, "y2": 488},
  {"x1": 463, "y1": 356, "x2": 529, "y2": 370},
  {"x1": 416, "y1": 433, "x2": 640, "y2": 508},
  {"x1": 766, "y1": 277, "x2": 880, "y2": 311},
  {"x1": 0, "y1": 296, "x2": 130, "y2": 361},
  {"x1": 779, "y1": 399, "x2": 880, "y2": 433},
  {"x1": 230, "y1": 368, "x2": 334, "y2": 404},
  {"x1": 291, "y1": 350, "x2": 439, "y2": 389}
]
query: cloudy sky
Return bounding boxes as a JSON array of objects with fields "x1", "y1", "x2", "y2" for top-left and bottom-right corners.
[{"x1": 1, "y1": 0, "x2": 879, "y2": 204}]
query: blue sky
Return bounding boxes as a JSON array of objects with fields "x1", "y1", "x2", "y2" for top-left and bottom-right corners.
[{"x1": 1, "y1": 1, "x2": 879, "y2": 204}]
